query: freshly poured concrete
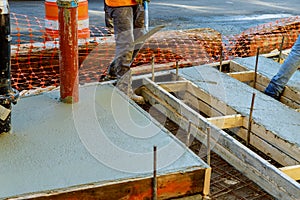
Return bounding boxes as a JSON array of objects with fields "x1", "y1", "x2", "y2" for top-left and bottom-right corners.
[
  {"x1": 178, "y1": 65, "x2": 300, "y2": 147},
  {"x1": 233, "y1": 56, "x2": 300, "y2": 92},
  {"x1": 0, "y1": 84, "x2": 207, "y2": 198}
]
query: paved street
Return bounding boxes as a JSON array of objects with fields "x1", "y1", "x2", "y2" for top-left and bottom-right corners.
[{"x1": 9, "y1": 0, "x2": 300, "y2": 35}]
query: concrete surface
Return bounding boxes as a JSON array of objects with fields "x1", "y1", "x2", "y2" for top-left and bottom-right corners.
[
  {"x1": 178, "y1": 64, "x2": 300, "y2": 147},
  {"x1": 0, "y1": 84, "x2": 207, "y2": 198}
]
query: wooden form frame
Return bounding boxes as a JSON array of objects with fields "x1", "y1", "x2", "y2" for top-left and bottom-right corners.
[
  {"x1": 8, "y1": 168, "x2": 210, "y2": 199},
  {"x1": 158, "y1": 79, "x2": 300, "y2": 165},
  {"x1": 140, "y1": 76, "x2": 300, "y2": 200},
  {"x1": 229, "y1": 60, "x2": 300, "y2": 110}
]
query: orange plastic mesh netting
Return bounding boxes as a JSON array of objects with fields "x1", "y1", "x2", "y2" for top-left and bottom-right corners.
[{"x1": 9, "y1": 13, "x2": 300, "y2": 92}]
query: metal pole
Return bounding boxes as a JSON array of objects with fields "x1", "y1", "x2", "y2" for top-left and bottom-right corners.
[
  {"x1": 219, "y1": 45, "x2": 223, "y2": 72},
  {"x1": 57, "y1": 0, "x2": 79, "y2": 103},
  {"x1": 247, "y1": 93, "x2": 256, "y2": 146},
  {"x1": 151, "y1": 56, "x2": 155, "y2": 82},
  {"x1": 278, "y1": 36, "x2": 285, "y2": 63},
  {"x1": 254, "y1": 47, "x2": 259, "y2": 89},
  {"x1": 0, "y1": 0, "x2": 19, "y2": 134},
  {"x1": 206, "y1": 127, "x2": 211, "y2": 165},
  {"x1": 153, "y1": 145, "x2": 157, "y2": 200},
  {"x1": 175, "y1": 60, "x2": 179, "y2": 81}
]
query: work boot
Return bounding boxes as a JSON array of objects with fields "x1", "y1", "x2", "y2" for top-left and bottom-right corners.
[
  {"x1": 128, "y1": 87, "x2": 145, "y2": 104},
  {"x1": 116, "y1": 70, "x2": 145, "y2": 104}
]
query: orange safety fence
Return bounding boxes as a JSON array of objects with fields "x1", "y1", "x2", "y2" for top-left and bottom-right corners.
[{"x1": 9, "y1": 12, "x2": 300, "y2": 92}]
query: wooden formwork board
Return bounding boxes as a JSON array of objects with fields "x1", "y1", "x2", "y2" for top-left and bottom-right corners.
[
  {"x1": 142, "y1": 76, "x2": 300, "y2": 166},
  {"x1": 9, "y1": 168, "x2": 210, "y2": 200},
  {"x1": 160, "y1": 80, "x2": 300, "y2": 165},
  {"x1": 139, "y1": 73, "x2": 300, "y2": 200},
  {"x1": 178, "y1": 65, "x2": 300, "y2": 162},
  {"x1": 229, "y1": 56, "x2": 300, "y2": 110}
]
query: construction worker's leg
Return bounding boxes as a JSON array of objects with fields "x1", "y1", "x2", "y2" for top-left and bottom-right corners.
[
  {"x1": 104, "y1": 2, "x2": 113, "y2": 33},
  {"x1": 133, "y1": 4, "x2": 145, "y2": 39},
  {"x1": 109, "y1": 6, "x2": 134, "y2": 78},
  {"x1": 131, "y1": 4, "x2": 145, "y2": 60},
  {"x1": 265, "y1": 35, "x2": 300, "y2": 99}
]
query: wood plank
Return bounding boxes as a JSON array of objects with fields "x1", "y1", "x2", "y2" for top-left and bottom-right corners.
[
  {"x1": 229, "y1": 60, "x2": 249, "y2": 72},
  {"x1": 146, "y1": 76, "x2": 300, "y2": 166},
  {"x1": 227, "y1": 71, "x2": 255, "y2": 82},
  {"x1": 229, "y1": 59, "x2": 300, "y2": 108},
  {"x1": 233, "y1": 127, "x2": 299, "y2": 166},
  {"x1": 184, "y1": 91, "x2": 224, "y2": 117},
  {"x1": 280, "y1": 165, "x2": 300, "y2": 180},
  {"x1": 207, "y1": 114, "x2": 244, "y2": 129},
  {"x1": 143, "y1": 78, "x2": 208, "y2": 131},
  {"x1": 132, "y1": 60, "x2": 231, "y2": 75},
  {"x1": 249, "y1": 121, "x2": 300, "y2": 163},
  {"x1": 10, "y1": 169, "x2": 209, "y2": 200},
  {"x1": 158, "y1": 81, "x2": 189, "y2": 93}
]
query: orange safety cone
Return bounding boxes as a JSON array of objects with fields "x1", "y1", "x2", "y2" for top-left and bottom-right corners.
[{"x1": 44, "y1": 0, "x2": 90, "y2": 41}]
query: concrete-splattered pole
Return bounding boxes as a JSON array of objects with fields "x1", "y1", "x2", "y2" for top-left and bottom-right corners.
[
  {"x1": 0, "y1": 0, "x2": 18, "y2": 133},
  {"x1": 57, "y1": 0, "x2": 79, "y2": 103}
]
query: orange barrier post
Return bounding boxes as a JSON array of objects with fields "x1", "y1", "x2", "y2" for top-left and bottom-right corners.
[
  {"x1": 58, "y1": 0, "x2": 79, "y2": 103},
  {"x1": 45, "y1": 0, "x2": 89, "y2": 40}
]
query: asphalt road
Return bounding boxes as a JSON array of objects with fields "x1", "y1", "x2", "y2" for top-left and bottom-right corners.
[{"x1": 9, "y1": 0, "x2": 300, "y2": 36}]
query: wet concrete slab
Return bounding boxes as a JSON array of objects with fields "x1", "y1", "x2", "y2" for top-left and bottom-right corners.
[
  {"x1": 178, "y1": 65, "x2": 300, "y2": 147},
  {"x1": 0, "y1": 84, "x2": 208, "y2": 198}
]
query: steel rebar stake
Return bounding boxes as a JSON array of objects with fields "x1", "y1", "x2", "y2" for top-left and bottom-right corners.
[{"x1": 0, "y1": 0, "x2": 18, "y2": 134}]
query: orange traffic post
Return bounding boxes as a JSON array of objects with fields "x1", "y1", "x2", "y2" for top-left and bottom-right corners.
[
  {"x1": 57, "y1": 0, "x2": 79, "y2": 103},
  {"x1": 45, "y1": 0, "x2": 90, "y2": 41}
]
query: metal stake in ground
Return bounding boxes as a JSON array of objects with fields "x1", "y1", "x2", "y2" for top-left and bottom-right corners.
[
  {"x1": 278, "y1": 36, "x2": 285, "y2": 63},
  {"x1": 57, "y1": 0, "x2": 79, "y2": 103},
  {"x1": 175, "y1": 60, "x2": 179, "y2": 81},
  {"x1": 0, "y1": 0, "x2": 19, "y2": 133},
  {"x1": 153, "y1": 146, "x2": 157, "y2": 200},
  {"x1": 254, "y1": 47, "x2": 260, "y2": 89},
  {"x1": 247, "y1": 93, "x2": 256, "y2": 146},
  {"x1": 206, "y1": 127, "x2": 211, "y2": 165},
  {"x1": 219, "y1": 45, "x2": 223, "y2": 72},
  {"x1": 151, "y1": 56, "x2": 155, "y2": 81}
]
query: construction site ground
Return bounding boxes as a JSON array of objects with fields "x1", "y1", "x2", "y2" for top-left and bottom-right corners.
[
  {"x1": 6, "y1": 0, "x2": 300, "y2": 199},
  {"x1": 142, "y1": 103, "x2": 275, "y2": 200}
]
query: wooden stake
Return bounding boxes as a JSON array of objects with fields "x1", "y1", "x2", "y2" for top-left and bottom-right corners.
[
  {"x1": 254, "y1": 47, "x2": 259, "y2": 89},
  {"x1": 247, "y1": 93, "x2": 256, "y2": 146},
  {"x1": 207, "y1": 127, "x2": 211, "y2": 165},
  {"x1": 153, "y1": 146, "x2": 157, "y2": 200}
]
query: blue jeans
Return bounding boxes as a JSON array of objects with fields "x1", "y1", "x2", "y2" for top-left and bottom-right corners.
[{"x1": 265, "y1": 35, "x2": 300, "y2": 99}]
